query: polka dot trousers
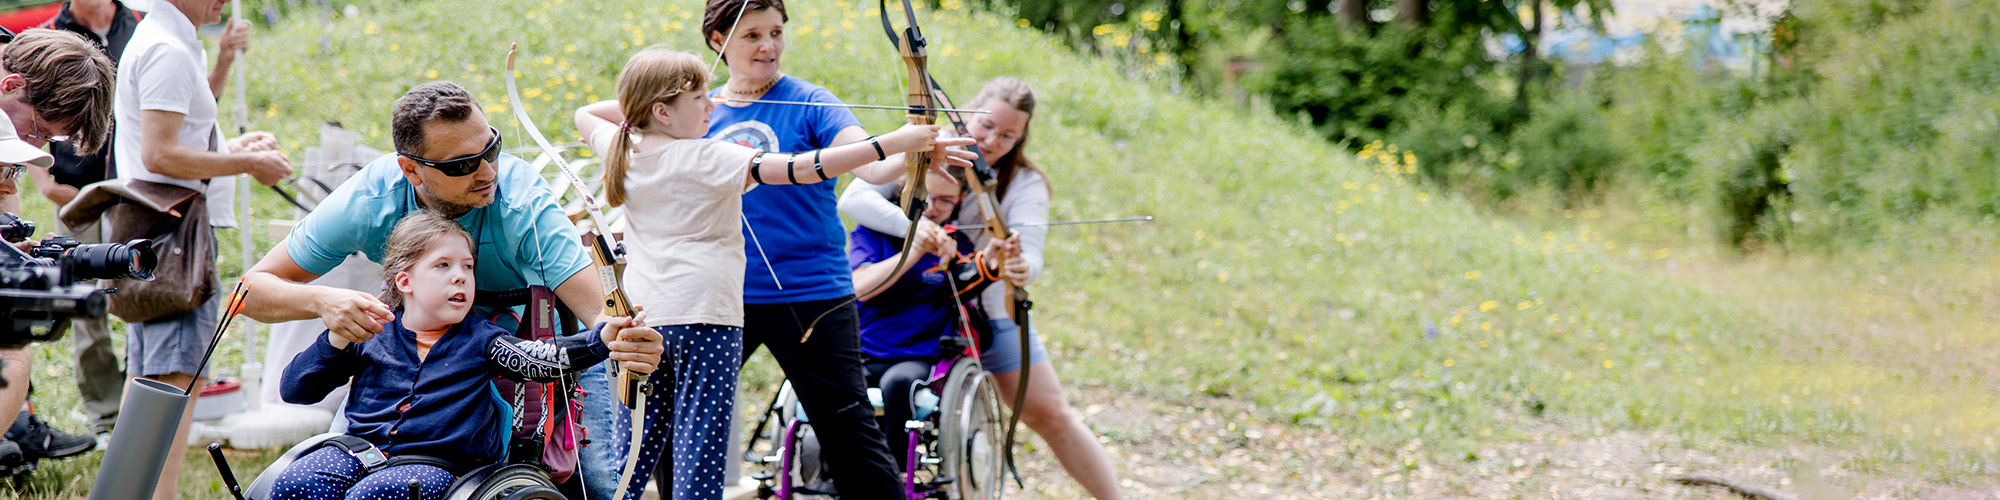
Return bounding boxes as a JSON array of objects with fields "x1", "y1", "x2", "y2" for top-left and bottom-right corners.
[
  {"x1": 616, "y1": 324, "x2": 742, "y2": 500},
  {"x1": 270, "y1": 446, "x2": 456, "y2": 500}
]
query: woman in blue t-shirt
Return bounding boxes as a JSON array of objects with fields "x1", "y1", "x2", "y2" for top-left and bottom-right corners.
[{"x1": 696, "y1": 0, "x2": 970, "y2": 497}]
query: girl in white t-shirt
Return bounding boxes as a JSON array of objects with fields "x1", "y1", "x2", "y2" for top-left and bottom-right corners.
[{"x1": 573, "y1": 48, "x2": 971, "y2": 500}]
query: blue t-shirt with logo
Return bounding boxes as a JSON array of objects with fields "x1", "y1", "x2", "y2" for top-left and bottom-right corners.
[
  {"x1": 850, "y1": 225, "x2": 968, "y2": 361},
  {"x1": 707, "y1": 75, "x2": 864, "y2": 303},
  {"x1": 282, "y1": 153, "x2": 591, "y2": 294}
]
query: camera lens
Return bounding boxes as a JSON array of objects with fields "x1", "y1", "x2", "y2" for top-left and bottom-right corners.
[{"x1": 62, "y1": 239, "x2": 157, "y2": 281}]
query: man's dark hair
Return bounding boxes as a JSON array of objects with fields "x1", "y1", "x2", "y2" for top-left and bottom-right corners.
[
  {"x1": 391, "y1": 81, "x2": 480, "y2": 158},
  {"x1": 2, "y1": 30, "x2": 114, "y2": 155}
]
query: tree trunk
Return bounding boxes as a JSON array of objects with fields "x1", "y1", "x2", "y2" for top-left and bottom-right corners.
[
  {"x1": 1516, "y1": 0, "x2": 1542, "y2": 115},
  {"x1": 1339, "y1": 0, "x2": 1368, "y2": 29},
  {"x1": 1167, "y1": 0, "x2": 1197, "y2": 82},
  {"x1": 1396, "y1": 0, "x2": 1427, "y2": 27}
]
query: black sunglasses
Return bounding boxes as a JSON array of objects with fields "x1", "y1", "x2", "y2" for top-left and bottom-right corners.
[{"x1": 400, "y1": 127, "x2": 501, "y2": 177}]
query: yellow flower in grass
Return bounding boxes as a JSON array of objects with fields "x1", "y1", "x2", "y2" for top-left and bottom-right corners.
[
  {"x1": 1479, "y1": 301, "x2": 1497, "y2": 312},
  {"x1": 1516, "y1": 301, "x2": 1532, "y2": 311},
  {"x1": 1465, "y1": 270, "x2": 1481, "y2": 281}
]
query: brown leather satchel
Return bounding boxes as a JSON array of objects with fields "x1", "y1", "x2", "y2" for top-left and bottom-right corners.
[{"x1": 62, "y1": 179, "x2": 219, "y2": 323}]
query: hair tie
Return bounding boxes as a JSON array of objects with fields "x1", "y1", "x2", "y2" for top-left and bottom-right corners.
[{"x1": 619, "y1": 121, "x2": 633, "y2": 134}]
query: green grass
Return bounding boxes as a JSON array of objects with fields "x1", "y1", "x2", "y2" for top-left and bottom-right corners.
[{"x1": 6, "y1": 0, "x2": 1998, "y2": 497}]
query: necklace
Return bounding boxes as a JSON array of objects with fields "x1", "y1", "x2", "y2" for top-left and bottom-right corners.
[{"x1": 727, "y1": 73, "x2": 781, "y2": 99}]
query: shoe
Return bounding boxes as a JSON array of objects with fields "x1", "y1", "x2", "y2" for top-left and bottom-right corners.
[
  {"x1": 6, "y1": 413, "x2": 95, "y2": 460},
  {"x1": 0, "y1": 439, "x2": 27, "y2": 476}
]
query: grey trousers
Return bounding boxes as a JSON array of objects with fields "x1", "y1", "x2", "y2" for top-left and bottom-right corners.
[{"x1": 64, "y1": 221, "x2": 122, "y2": 433}]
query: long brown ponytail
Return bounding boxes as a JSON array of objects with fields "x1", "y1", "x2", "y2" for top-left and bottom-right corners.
[{"x1": 604, "y1": 48, "x2": 710, "y2": 208}]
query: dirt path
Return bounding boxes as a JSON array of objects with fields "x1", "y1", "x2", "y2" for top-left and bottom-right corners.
[{"x1": 1003, "y1": 386, "x2": 1998, "y2": 499}]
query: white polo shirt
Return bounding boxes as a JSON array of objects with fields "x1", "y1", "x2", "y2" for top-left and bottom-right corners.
[{"x1": 113, "y1": 2, "x2": 222, "y2": 192}]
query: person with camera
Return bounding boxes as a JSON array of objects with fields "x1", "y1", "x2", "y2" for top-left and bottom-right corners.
[
  {"x1": 22, "y1": 0, "x2": 218, "y2": 450},
  {"x1": 110, "y1": 0, "x2": 290, "y2": 496},
  {"x1": 0, "y1": 29, "x2": 118, "y2": 473}
]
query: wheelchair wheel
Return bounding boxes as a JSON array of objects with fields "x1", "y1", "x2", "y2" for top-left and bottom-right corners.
[
  {"x1": 756, "y1": 381, "x2": 835, "y2": 499},
  {"x1": 444, "y1": 463, "x2": 563, "y2": 500},
  {"x1": 936, "y1": 359, "x2": 1005, "y2": 500}
]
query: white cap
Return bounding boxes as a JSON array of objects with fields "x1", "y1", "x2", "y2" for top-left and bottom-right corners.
[{"x1": 0, "y1": 108, "x2": 54, "y2": 169}]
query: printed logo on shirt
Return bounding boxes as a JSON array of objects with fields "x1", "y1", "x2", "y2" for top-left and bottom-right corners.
[{"x1": 714, "y1": 121, "x2": 780, "y2": 153}]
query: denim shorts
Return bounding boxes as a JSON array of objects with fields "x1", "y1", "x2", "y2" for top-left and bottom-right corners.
[{"x1": 979, "y1": 317, "x2": 1047, "y2": 374}]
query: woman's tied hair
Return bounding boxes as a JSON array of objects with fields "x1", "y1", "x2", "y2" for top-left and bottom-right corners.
[
  {"x1": 378, "y1": 210, "x2": 475, "y2": 311},
  {"x1": 968, "y1": 77, "x2": 1051, "y2": 201},
  {"x1": 702, "y1": 0, "x2": 788, "y2": 63},
  {"x1": 602, "y1": 49, "x2": 709, "y2": 208},
  {"x1": 1, "y1": 30, "x2": 114, "y2": 155}
]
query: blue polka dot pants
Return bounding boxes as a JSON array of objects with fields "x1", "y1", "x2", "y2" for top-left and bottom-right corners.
[
  {"x1": 270, "y1": 446, "x2": 457, "y2": 500},
  {"x1": 616, "y1": 324, "x2": 742, "y2": 500}
]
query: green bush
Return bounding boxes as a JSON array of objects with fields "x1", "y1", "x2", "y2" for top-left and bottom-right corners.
[
  {"x1": 1250, "y1": 20, "x2": 1504, "y2": 155},
  {"x1": 1509, "y1": 92, "x2": 1622, "y2": 200}
]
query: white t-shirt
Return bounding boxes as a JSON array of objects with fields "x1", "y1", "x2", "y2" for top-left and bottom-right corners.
[
  {"x1": 589, "y1": 127, "x2": 757, "y2": 327},
  {"x1": 837, "y1": 167, "x2": 1050, "y2": 319},
  {"x1": 113, "y1": 4, "x2": 222, "y2": 193}
]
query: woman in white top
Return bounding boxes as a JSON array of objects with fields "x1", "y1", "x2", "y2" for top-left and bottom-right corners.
[
  {"x1": 837, "y1": 77, "x2": 1125, "y2": 499},
  {"x1": 573, "y1": 48, "x2": 967, "y2": 500}
]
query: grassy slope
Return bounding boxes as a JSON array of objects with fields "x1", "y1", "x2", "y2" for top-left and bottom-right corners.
[{"x1": 7, "y1": 0, "x2": 1996, "y2": 496}]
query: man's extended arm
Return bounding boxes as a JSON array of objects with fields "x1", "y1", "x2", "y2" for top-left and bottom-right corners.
[
  {"x1": 553, "y1": 265, "x2": 605, "y2": 326},
  {"x1": 243, "y1": 244, "x2": 394, "y2": 341},
  {"x1": 139, "y1": 110, "x2": 289, "y2": 185}
]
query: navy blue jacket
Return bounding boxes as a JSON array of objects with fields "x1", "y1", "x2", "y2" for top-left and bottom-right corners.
[{"x1": 282, "y1": 313, "x2": 610, "y2": 464}]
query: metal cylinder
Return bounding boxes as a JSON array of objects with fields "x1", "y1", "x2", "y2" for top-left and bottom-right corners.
[{"x1": 89, "y1": 378, "x2": 190, "y2": 500}]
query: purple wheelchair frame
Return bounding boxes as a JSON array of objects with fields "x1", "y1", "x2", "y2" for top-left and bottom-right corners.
[{"x1": 752, "y1": 333, "x2": 1002, "y2": 500}]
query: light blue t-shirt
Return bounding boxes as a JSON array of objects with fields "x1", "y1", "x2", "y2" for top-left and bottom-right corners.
[
  {"x1": 708, "y1": 75, "x2": 864, "y2": 304},
  {"x1": 283, "y1": 153, "x2": 591, "y2": 294}
]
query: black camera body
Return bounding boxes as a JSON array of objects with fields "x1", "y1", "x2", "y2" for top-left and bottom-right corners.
[{"x1": 1, "y1": 213, "x2": 156, "y2": 349}]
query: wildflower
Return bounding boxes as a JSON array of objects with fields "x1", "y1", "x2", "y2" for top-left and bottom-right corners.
[
  {"x1": 1516, "y1": 301, "x2": 1532, "y2": 311},
  {"x1": 1479, "y1": 301, "x2": 1497, "y2": 311},
  {"x1": 1465, "y1": 270, "x2": 1481, "y2": 281},
  {"x1": 1601, "y1": 360, "x2": 1614, "y2": 369}
]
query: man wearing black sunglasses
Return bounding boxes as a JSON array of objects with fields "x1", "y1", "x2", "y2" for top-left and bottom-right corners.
[{"x1": 242, "y1": 81, "x2": 635, "y2": 497}]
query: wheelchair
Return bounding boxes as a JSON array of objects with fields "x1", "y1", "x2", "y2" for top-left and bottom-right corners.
[
  {"x1": 234, "y1": 431, "x2": 566, "y2": 500},
  {"x1": 743, "y1": 334, "x2": 1007, "y2": 500},
  {"x1": 216, "y1": 287, "x2": 588, "y2": 500}
]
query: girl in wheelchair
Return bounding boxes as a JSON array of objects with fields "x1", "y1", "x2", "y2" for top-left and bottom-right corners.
[
  {"x1": 271, "y1": 210, "x2": 664, "y2": 500},
  {"x1": 851, "y1": 167, "x2": 1023, "y2": 476}
]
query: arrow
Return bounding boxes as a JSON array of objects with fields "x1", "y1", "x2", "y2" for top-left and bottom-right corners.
[{"x1": 714, "y1": 97, "x2": 989, "y2": 114}]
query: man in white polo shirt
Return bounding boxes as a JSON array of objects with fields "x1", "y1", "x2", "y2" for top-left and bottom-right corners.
[{"x1": 114, "y1": 0, "x2": 291, "y2": 496}]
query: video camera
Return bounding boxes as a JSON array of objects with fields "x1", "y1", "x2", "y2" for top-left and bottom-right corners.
[{"x1": 1, "y1": 212, "x2": 156, "y2": 349}]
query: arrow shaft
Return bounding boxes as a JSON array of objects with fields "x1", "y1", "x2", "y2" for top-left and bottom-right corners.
[{"x1": 716, "y1": 98, "x2": 987, "y2": 114}]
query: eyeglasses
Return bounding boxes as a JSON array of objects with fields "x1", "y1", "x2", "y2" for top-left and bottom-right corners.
[
  {"x1": 26, "y1": 113, "x2": 68, "y2": 144},
  {"x1": 399, "y1": 127, "x2": 501, "y2": 177},
  {"x1": 1, "y1": 165, "x2": 23, "y2": 182}
]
